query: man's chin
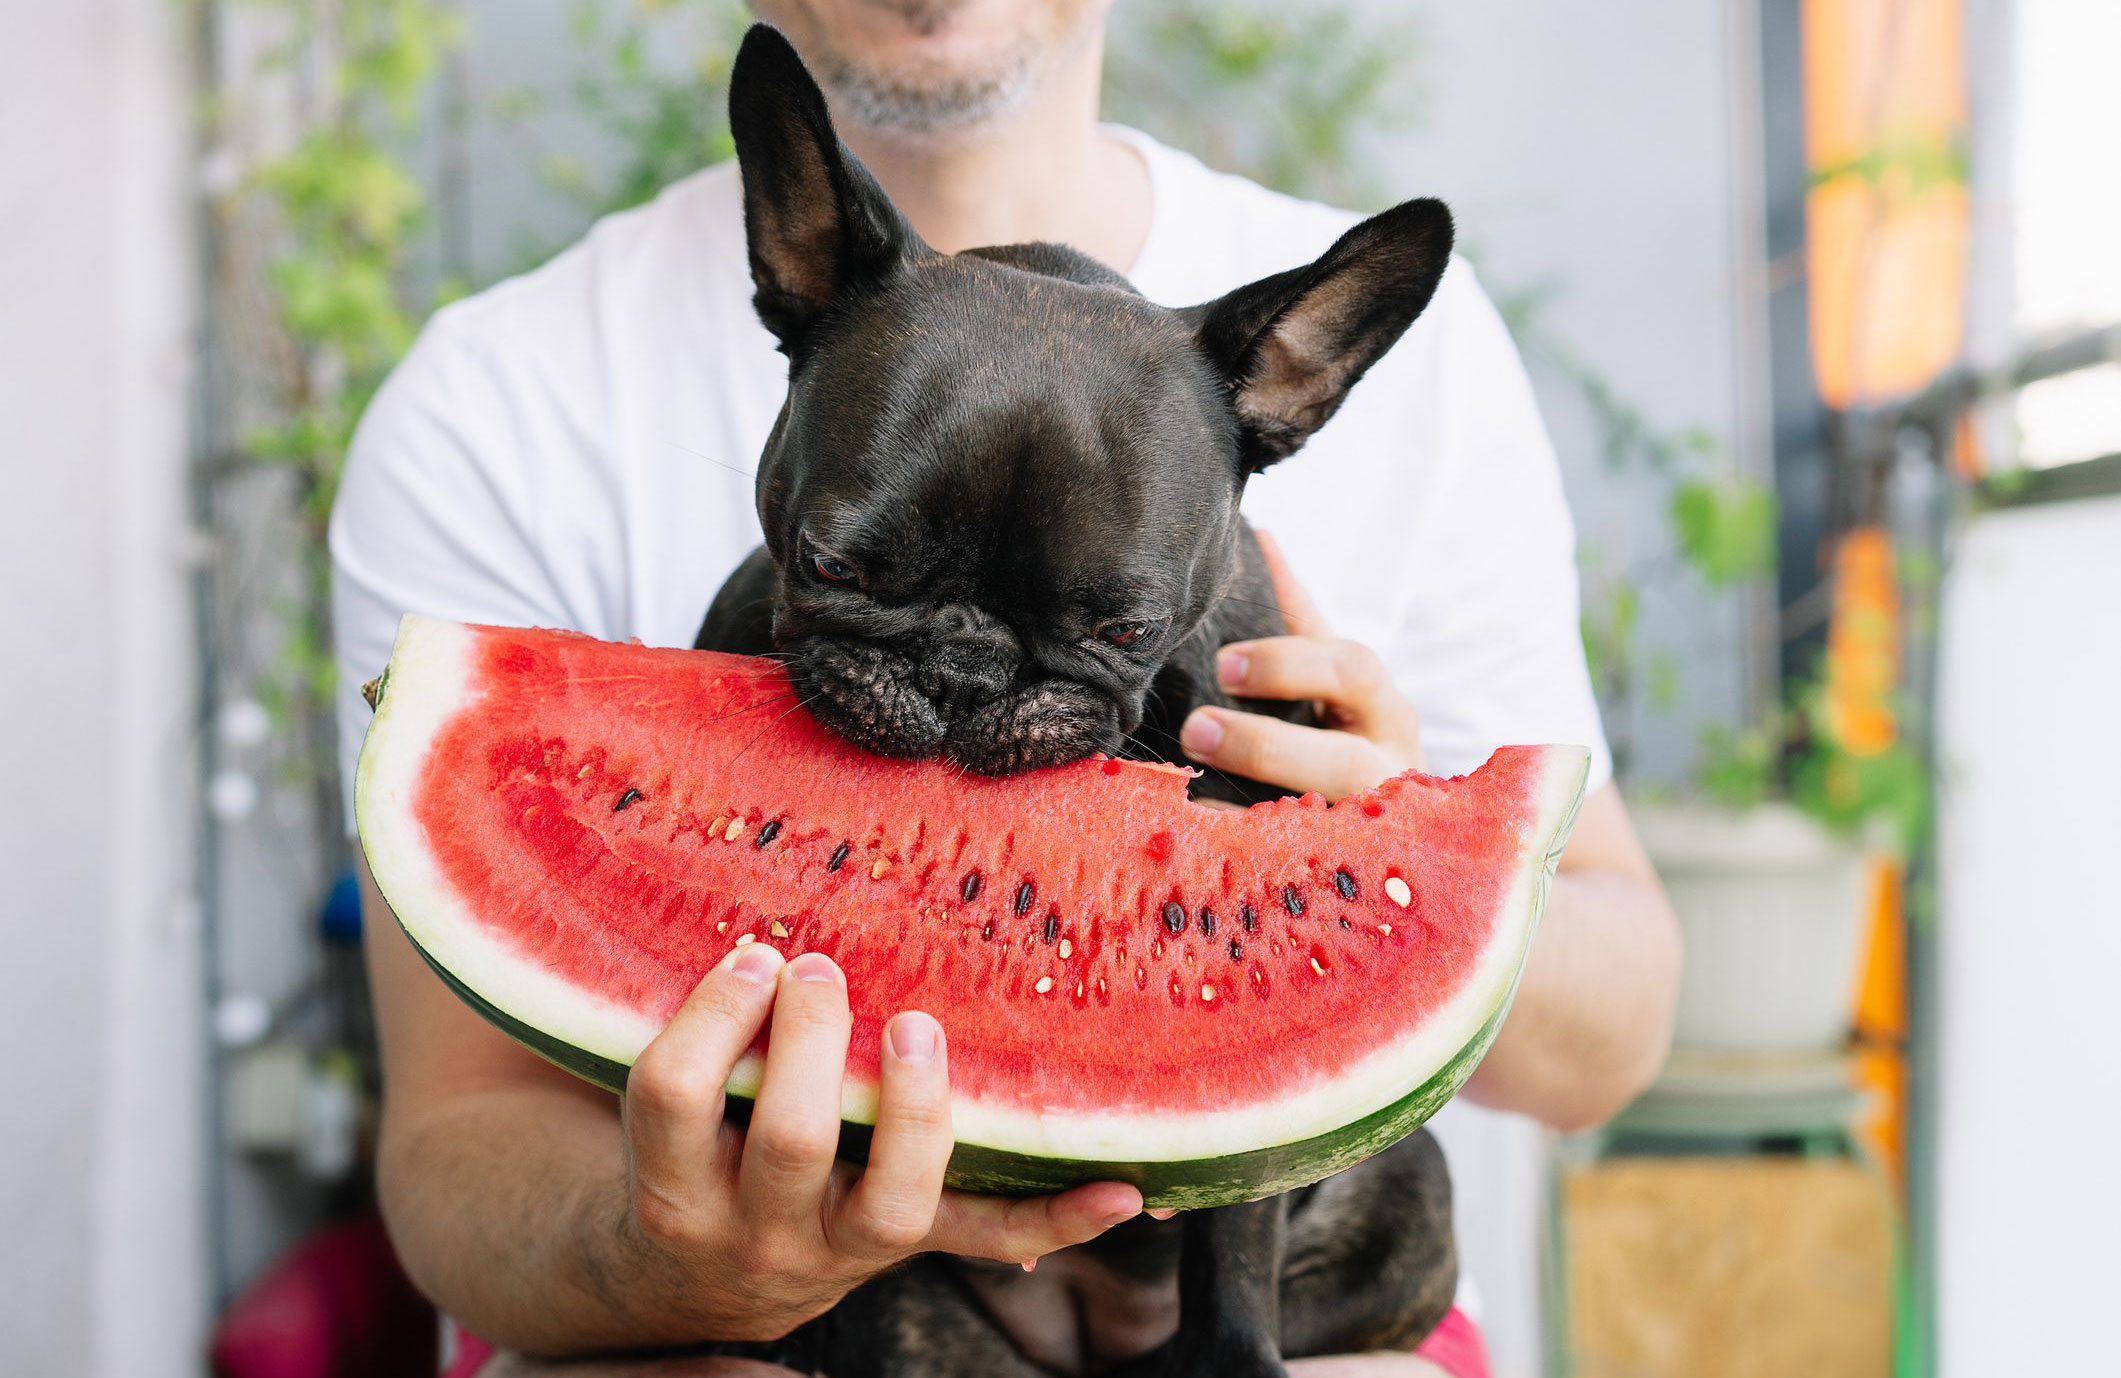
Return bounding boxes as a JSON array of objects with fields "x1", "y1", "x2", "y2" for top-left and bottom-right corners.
[{"x1": 757, "y1": 0, "x2": 1096, "y2": 132}]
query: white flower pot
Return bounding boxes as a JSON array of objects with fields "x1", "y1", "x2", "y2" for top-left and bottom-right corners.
[{"x1": 1631, "y1": 801, "x2": 1876, "y2": 1055}]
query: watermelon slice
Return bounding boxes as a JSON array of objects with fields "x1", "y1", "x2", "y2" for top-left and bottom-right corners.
[{"x1": 356, "y1": 618, "x2": 1589, "y2": 1207}]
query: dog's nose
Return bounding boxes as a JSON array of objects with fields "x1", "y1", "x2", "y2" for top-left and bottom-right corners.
[
  {"x1": 919, "y1": 655, "x2": 1011, "y2": 718},
  {"x1": 919, "y1": 603, "x2": 1018, "y2": 718}
]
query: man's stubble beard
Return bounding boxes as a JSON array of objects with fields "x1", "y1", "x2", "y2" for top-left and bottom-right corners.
[
  {"x1": 817, "y1": 40, "x2": 1042, "y2": 131},
  {"x1": 799, "y1": 2, "x2": 1100, "y2": 134}
]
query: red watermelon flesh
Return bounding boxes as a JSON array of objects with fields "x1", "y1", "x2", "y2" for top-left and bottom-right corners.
[{"x1": 356, "y1": 618, "x2": 1589, "y2": 1206}]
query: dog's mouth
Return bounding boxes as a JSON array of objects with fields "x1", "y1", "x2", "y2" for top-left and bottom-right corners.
[{"x1": 785, "y1": 636, "x2": 1131, "y2": 775}]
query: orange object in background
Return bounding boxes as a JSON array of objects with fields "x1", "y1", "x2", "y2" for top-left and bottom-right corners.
[
  {"x1": 1851, "y1": 861, "x2": 1909, "y2": 1189},
  {"x1": 1826, "y1": 529, "x2": 1912, "y2": 1190},
  {"x1": 1803, "y1": 0, "x2": 1966, "y2": 1197},
  {"x1": 1823, "y1": 527, "x2": 1901, "y2": 757},
  {"x1": 1802, "y1": 0, "x2": 1969, "y2": 409}
]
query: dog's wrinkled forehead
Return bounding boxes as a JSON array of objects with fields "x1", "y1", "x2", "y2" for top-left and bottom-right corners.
[{"x1": 777, "y1": 258, "x2": 1236, "y2": 579}]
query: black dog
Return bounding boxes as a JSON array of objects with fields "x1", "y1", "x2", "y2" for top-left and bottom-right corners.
[{"x1": 694, "y1": 26, "x2": 1460, "y2": 1378}]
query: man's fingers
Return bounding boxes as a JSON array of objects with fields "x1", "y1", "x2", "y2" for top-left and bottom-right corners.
[
  {"x1": 1253, "y1": 529, "x2": 1334, "y2": 638},
  {"x1": 624, "y1": 943, "x2": 784, "y2": 1210},
  {"x1": 832, "y1": 1011, "x2": 953, "y2": 1259},
  {"x1": 1180, "y1": 707, "x2": 1391, "y2": 803},
  {"x1": 1215, "y1": 635, "x2": 1415, "y2": 745},
  {"x1": 927, "y1": 1181, "x2": 1143, "y2": 1264},
  {"x1": 738, "y1": 953, "x2": 855, "y2": 1232}
]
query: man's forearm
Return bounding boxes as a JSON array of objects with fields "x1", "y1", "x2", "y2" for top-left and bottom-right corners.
[
  {"x1": 380, "y1": 1085, "x2": 695, "y2": 1356},
  {"x1": 1462, "y1": 863, "x2": 1681, "y2": 1131}
]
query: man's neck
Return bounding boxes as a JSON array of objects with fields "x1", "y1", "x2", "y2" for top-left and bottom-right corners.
[{"x1": 831, "y1": 28, "x2": 1152, "y2": 273}]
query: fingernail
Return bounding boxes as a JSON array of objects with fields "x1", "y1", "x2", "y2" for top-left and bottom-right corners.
[
  {"x1": 730, "y1": 945, "x2": 783, "y2": 984},
  {"x1": 888, "y1": 1011, "x2": 939, "y2": 1064},
  {"x1": 1180, "y1": 710, "x2": 1223, "y2": 756},
  {"x1": 1217, "y1": 648, "x2": 1249, "y2": 688},
  {"x1": 1022, "y1": 1257, "x2": 1039, "y2": 1273},
  {"x1": 1103, "y1": 1205, "x2": 1141, "y2": 1228},
  {"x1": 788, "y1": 952, "x2": 842, "y2": 984},
  {"x1": 1146, "y1": 1207, "x2": 1179, "y2": 1221}
]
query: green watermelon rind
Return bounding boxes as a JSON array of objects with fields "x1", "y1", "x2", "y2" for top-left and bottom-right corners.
[
  {"x1": 406, "y1": 929, "x2": 1518, "y2": 1210},
  {"x1": 359, "y1": 615, "x2": 1589, "y2": 1210}
]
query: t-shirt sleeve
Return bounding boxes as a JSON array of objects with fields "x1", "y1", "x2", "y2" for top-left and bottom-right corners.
[
  {"x1": 329, "y1": 315, "x2": 579, "y2": 827},
  {"x1": 1390, "y1": 265, "x2": 1615, "y2": 793}
]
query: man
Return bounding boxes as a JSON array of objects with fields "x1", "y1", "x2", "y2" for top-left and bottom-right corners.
[{"x1": 332, "y1": 3, "x2": 1681, "y2": 1374}]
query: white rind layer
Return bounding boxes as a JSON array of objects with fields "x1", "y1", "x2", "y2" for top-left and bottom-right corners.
[{"x1": 357, "y1": 614, "x2": 1589, "y2": 1164}]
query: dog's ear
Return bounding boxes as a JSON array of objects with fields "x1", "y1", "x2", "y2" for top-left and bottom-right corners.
[
  {"x1": 1187, "y1": 198, "x2": 1453, "y2": 473},
  {"x1": 728, "y1": 24, "x2": 925, "y2": 353}
]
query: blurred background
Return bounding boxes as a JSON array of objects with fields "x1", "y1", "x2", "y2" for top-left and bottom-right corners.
[{"x1": 3, "y1": 0, "x2": 2114, "y2": 1374}]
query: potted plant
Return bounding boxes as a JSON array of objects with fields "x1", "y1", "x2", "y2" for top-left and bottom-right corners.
[{"x1": 1568, "y1": 400, "x2": 1926, "y2": 1059}]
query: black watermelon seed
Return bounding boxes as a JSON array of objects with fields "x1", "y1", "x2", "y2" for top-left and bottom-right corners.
[
  {"x1": 1228, "y1": 939, "x2": 1243, "y2": 961},
  {"x1": 981, "y1": 920, "x2": 995, "y2": 941},
  {"x1": 1199, "y1": 907, "x2": 1217, "y2": 938},
  {"x1": 961, "y1": 871, "x2": 984, "y2": 903},
  {"x1": 1015, "y1": 881, "x2": 1036, "y2": 916},
  {"x1": 1339, "y1": 917, "x2": 1353, "y2": 931},
  {"x1": 1241, "y1": 903, "x2": 1258, "y2": 932},
  {"x1": 755, "y1": 819, "x2": 782, "y2": 847},
  {"x1": 827, "y1": 842, "x2": 850, "y2": 872},
  {"x1": 1043, "y1": 912, "x2": 1060, "y2": 944},
  {"x1": 613, "y1": 788, "x2": 641, "y2": 813},
  {"x1": 1282, "y1": 886, "x2": 1305, "y2": 917},
  {"x1": 1161, "y1": 901, "x2": 1187, "y2": 935},
  {"x1": 1333, "y1": 868, "x2": 1358, "y2": 901}
]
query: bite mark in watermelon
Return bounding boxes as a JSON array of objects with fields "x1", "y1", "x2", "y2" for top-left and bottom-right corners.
[{"x1": 356, "y1": 618, "x2": 1589, "y2": 1207}]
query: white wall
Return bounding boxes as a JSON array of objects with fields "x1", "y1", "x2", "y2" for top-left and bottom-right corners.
[
  {"x1": 1370, "y1": 0, "x2": 1767, "y2": 779},
  {"x1": 0, "y1": 0, "x2": 207, "y2": 1373},
  {"x1": 1936, "y1": 495, "x2": 2121, "y2": 1376},
  {"x1": 1373, "y1": 5, "x2": 1760, "y2": 1374}
]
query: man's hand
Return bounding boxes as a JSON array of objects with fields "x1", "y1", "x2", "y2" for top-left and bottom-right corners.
[
  {"x1": 363, "y1": 857, "x2": 1140, "y2": 1357},
  {"x1": 1179, "y1": 531, "x2": 1422, "y2": 802},
  {"x1": 1177, "y1": 531, "x2": 1680, "y2": 1133},
  {"x1": 614, "y1": 944, "x2": 1143, "y2": 1342}
]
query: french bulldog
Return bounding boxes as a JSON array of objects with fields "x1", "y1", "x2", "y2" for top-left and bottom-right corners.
[{"x1": 692, "y1": 25, "x2": 1461, "y2": 1378}]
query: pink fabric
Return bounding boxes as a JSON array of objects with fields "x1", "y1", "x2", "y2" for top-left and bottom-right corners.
[
  {"x1": 447, "y1": 1308, "x2": 1488, "y2": 1377},
  {"x1": 208, "y1": 1214, "x2": 438, "y2": 1378},
  {"x1": 441, "y1": 1325, "x2": 493, "y2": 1378},
  {"x1": 1412, "y1": 1305, "x2": 1492, "y2": 1378}
]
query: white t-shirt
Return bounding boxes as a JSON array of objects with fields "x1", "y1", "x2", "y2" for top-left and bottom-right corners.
[{"x1": 330, "y1": 125, "x2": 1612, "y2": 807}]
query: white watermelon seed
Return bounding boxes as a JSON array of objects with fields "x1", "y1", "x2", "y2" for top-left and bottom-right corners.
[
  {"x1": 1201, "y1": 983, "x2": 1217, "y2": 1002},
  {"x1": 1058, "y1": 938, "x2": 1073, "y2": 959},
  {"x1": 769, "y1": 920, "x2": 790, "y2": 939},
  {"x1": 1378, "y1": 922, "x2": 1394, "y2": 936},
  {"x1": 1034, "y1": 975, "x2": 1054, "y2": 995},
  {"x1": 870, "y1": 858, "x2": 891, "y2": 879},
  {"x1": 1385, "y1": 876, "x2": 1412, "y2": 908},
  {"x1": 1309, "y1": 955, "x2": 1327, "y2": 977},
  {"x1": 724, "y1": 818, "x2": 746, "y2": 842}
]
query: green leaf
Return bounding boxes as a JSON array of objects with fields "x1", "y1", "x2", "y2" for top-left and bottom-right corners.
[
  {"x1": 1697, "y1": 721, "x2": 1778, "y2": 812},
  {"x1": 1669, "y1": 478, "x2": 1777, "y2": 586}
]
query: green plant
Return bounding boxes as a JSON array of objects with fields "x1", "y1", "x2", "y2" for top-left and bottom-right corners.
[
  {"x1": 1103, "y1": 0, "x2": 1419, "y2": 206},
  {"x1": 205, "y1": 0, "x2": 465, "y2": 827},
  {"x1": 1503, "y1": 286, "x2": 1923, "y2": 851},
  {"x1": 527, "y1": 1, "x2": 751, "y2": 222},
  {"x1": 1697, "y1": 676, "x2": 1930, "y2": 854}
]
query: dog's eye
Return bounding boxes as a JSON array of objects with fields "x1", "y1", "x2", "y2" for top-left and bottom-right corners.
[
  {"x1": 1099, "y1": 620, "x2": 1152, "y2": 648},
  {"x1": 810, "y1": 552, "x2": 859, "y2": 586}
]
